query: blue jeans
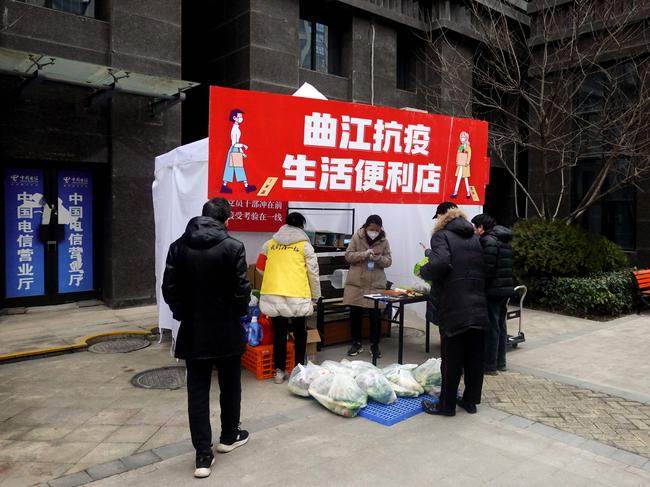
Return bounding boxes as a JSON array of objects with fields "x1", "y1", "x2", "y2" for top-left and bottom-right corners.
[
  {"x1": 485, "y1": 297, "x2": 508, "y2": 371},
  {"x1": 222, "y1": 148, "x2": 247, "y2": 183}
]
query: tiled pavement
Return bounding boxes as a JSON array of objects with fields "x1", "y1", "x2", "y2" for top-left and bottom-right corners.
[
  {"x1": 1, "y1": 306, "x2": 649, "y2": 486},
  {"x1": 483, "y1": 371, "x2": 650, "y2": 458}
]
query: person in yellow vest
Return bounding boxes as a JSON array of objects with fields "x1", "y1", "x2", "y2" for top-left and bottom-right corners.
[{"x1": 256, "y1": 212, "x2": 321, "y2": 384}]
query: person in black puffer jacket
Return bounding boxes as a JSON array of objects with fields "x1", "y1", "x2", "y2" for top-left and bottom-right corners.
[
  {"x1": 419, "y1": 202, "x2": 488, "y2": 417},
  {"x1": 471, "y1": 214, "x2": 514, "y2": 375},
  {"x1": 162, "y1": 197, "x2": 251, "y2": 478}
]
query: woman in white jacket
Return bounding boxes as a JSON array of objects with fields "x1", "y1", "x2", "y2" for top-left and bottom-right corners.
[{"x1": 256, "y1": 213, "x2": 321, "y2": 384}]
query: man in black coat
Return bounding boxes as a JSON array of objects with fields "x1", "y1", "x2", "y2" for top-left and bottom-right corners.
[
  {"x1": 420, "y1": 202, "x2": 488, "y2": 416},
  {"x1": 162, "y1": 197, "x2": 251, "y2": 478},
  {"x1": 471, "y1": 213, "x2": 514, "y2": 374}
]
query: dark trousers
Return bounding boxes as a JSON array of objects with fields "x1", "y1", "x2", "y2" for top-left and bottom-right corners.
[
  {"x1": 350, "y1": 306, "x2": 380, "y2": 345},
  {"x1": 485, "y1": 298, "x2": 508, "y2": 370},
  {"x1": 186, "y1": 355, "x2": 241, "y2": 456},
  {"x1": 439, "y1": 328, "x2": 485, "y2": 412},
  {"x1": 273, "y1": 316, "x2": 307, "y2": 370}
]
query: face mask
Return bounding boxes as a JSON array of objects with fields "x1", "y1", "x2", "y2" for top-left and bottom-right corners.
[{"x1": 366, "y1": 230, "x2": 379, "y2": 240}]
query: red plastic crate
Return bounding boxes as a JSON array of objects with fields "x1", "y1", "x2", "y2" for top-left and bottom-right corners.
[{"x1": 241, "y1": 342, "x2": 295, "y2": 380}]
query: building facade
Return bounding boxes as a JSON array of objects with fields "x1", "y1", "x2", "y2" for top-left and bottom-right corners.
[
  {"x1": 182, "y1": 0, "x2": 525, "y2": 223},
  {"x1": 526, "y1": 0, "x2": 650, "y2": 266},
  {"x1": 3, "y1": 0, "x2": 645, "y2": 310},
  {"x1": 1, "y1": 0, "x2": 189, "y2": 308}
]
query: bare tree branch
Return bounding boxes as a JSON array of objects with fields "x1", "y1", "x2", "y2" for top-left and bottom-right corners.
[{"x1": 420, "y1": 0, "x2": 650, "y2": 225}]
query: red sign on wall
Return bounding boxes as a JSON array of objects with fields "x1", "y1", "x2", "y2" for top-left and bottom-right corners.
[
  {"x1": 208, "y1": 87, "x2": 489, "y2": 205},
  {"x1": 226, "y1": 200, "x2": 285, "y2": 233}
]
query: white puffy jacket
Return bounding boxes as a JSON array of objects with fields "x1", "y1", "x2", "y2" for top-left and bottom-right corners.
[{"x1": 257, "y1": 225, "x2": 321, "y2": 318}]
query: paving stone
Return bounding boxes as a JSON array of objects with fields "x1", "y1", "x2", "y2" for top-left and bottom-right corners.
[
  {"x1": 483, "y1": 371, "x2": 650, "y2": 459},
  {"x1": 609, "y1": 450, "x2": 650, "y2": 468},
  {"x1": 48, "y1": 471, "x2": 93, "y2": 487},
  {"x1": 502, "y1": 415, "x2": 534, "y2": 429},
  {"x1": 581, "y1": 439, "x2": 620, "y2": 458},
  {"x1": 120, "y1": 450, "x2": 161, "y2": 470},
  {"x1": 86, "y1": 459, "x2": 128, "y2": 480},
  {"x1": 152, "y1": 440, "x2": 193, "y2": 460}
]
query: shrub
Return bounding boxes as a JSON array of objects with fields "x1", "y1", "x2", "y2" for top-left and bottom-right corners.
[
  {"x1": 535, "y1": 270, "x2": 635, "y2": 317},
  {"x1": 512, "y1": 219, "x2": 628, "y2": 279}
]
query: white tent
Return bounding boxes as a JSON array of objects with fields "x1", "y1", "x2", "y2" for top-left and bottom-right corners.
[{"x1": 153, "y1": 84, "x2": 481, "y2": 339}]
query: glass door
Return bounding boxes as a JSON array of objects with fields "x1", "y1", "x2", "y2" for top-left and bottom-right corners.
[{"x1": 2, "y1": 165, "x2": 99, "y2": 306}]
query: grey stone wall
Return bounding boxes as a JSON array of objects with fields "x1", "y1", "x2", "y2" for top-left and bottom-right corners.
[
  {"x1": 104, "y1": 0, "x2": 182, "y2": 307},
  {"x1": 0, "y1": 0, "x2": 183, "y2": 307}
]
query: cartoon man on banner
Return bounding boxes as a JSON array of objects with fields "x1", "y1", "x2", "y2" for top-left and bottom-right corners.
[
  {"x1": 220, "y1": 109, "x2": 256, "y2": 194},
  {"x1": 451, "y1": 131, "x2": 472, "y2": 199}
]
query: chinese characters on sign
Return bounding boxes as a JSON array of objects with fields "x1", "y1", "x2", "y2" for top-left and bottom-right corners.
[
  {"x1": 4, "y1": 168, "x2": 46, "y2": 298},
  {"x1": 57, "y1": 171, "x2": 94, "y2": 293},
  {"x1": 208, "y1": 87, "x2": 489, "y2": 205},
  {"x1": 226, "y1": 200, "x2": 285, "y2": 233},
  {"x1": 287, "y1": 113, "x2": 438, "y2": 193}
]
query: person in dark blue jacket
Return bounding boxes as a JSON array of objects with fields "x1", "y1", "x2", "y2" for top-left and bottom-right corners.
[
  {"x1": 471, "y1": 214, "x2": 514, "y2": 374},
  {"x1": 419, "y1": 202, "x2": 488, "y2": 416}
]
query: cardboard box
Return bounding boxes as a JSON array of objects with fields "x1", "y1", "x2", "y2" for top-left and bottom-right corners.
[
  {"x1": 246, "y1": 264, "x2": 263, "y2": 290},
  {"x1": 320, "y1": 317, "x2": 390, "y2": 346},
  {"x1": 305, "y1": 328, "x2": 321, "y2": 363}
]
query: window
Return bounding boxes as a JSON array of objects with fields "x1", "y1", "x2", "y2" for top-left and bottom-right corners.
[
  {"x1": 20, "y1": 0, "x2": 96, "y2": 17},
  {"x1": 572, "y1": 62, "x2": 639, "y2": 250},
  {"x1": 573, "y1": 159, "x2": 636, "y2": 250},
  {"x1": 396, "y1": 32, "x2": 416, "y2": 92},
  {"x1": 298, "y1": 19, "x2": 342, "y2": 76}
]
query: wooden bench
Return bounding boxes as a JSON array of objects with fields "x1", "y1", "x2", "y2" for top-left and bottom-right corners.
[{"x1": 632, "y1": 269, "x2": 650, "y2": 313}]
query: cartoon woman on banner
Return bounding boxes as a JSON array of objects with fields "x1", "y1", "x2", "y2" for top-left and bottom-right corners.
[
  {"x1": 450, "y1": 131, "x2": 472, "y2": 199},
  {"x1": 220, "y1": 108, "x2": 256, "y2": 194}
]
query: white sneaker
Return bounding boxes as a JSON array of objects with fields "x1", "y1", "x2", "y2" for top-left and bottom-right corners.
[
  {"x1": 216, "y1": 429, "x2": 250, "y2": 453},
  {"x1": 194, "y1": 455, "x2": 215, "y2": 478},
  {"x1": 273, "y1": 368, "x2": 286, "y2": 384}
]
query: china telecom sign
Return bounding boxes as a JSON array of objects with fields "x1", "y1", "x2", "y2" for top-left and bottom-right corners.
[{"x1": 4, "y1": 168, "x2": 46, "y2": 298}]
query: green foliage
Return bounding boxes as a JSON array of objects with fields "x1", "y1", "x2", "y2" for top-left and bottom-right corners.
[
  {"x1": 535, "y1": 271, "x2": 635, "y2": 317},
  {"x1": 512, "y1": 219, "x2": 628, "y2": 279}
]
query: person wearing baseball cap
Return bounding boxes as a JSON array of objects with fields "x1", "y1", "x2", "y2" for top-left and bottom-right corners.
[
  {"x1": 418, "y1": 201, "x2": 488, "y2": 417},
  {"x1": 433, "y1": 201, "x2": 458, "y2": 219}
]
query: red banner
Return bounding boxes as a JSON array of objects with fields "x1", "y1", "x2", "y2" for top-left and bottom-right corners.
[
  {"x1": 208, "y1": 87, "x2": 489, "y2": 204},
  {"x1": 226, "y1": 199, "x2": 285, "y2": 233}
]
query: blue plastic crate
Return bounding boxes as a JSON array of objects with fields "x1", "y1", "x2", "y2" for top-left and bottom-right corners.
[{"x1": 358, "y1": 394, "x2": 439, "y2": 426}]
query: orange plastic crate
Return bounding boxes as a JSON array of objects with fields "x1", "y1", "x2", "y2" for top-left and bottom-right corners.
[{"x1": 241, "y1": 342, "x2": 295, "y2": 380}]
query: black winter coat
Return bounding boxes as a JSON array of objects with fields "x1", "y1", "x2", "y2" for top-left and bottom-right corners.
[
  {"x1": 162, "y1": 216, "x2": 251, "y2": 360},
  {"x1": 479, "y1": 225, "x2": 514, "y2": 298},
  {"x1": 420, "y1": 209, "x2": 488, "y2": 337}
]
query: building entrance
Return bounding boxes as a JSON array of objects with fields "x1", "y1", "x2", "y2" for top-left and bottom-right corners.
[{"x1": 2, "y1": 164, "x2": 101, "y2": 306}]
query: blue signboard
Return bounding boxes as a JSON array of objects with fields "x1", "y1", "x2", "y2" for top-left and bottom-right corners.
[
  {"x1": 4, "y1": 168, "x2": 46, "y2": 298},
  {"x1": 57, "y1": 170, "x2": 94, "y2": 293}
]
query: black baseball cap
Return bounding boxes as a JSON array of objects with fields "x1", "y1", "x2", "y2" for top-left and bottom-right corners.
[{"x1": 433, "y1": 201, "x2": 458, "y2": 219}]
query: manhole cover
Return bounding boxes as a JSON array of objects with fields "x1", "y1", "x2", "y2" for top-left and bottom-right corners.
[
  {"x1": 88, "y1": 337, "x2": 151, "y2": 354},
  {"x1": 131, "y1": 366, "x2": 186, "y2": 390}
]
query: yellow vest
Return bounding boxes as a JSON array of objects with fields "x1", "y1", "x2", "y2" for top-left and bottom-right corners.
[{"x1": 260, "y1": 240, "x2": 311, "y2": 298}]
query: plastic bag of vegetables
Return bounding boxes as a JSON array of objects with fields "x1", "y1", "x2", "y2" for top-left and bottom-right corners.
[
  {"x1": 382, "y1": 364, "x2": 424, "y2": 397},
  {"x1": 308, "y1": 374, "x2": 368, "y2": 417},
  {"x1": 320, "y1": 360, "x2": 355, "y2": 376},
  {"x1": 355, "y1": 369, "x2": 396, "y2": 404},
  {"x1": 287, "y1": 362, "x2": 330, "y2": 397},
  {"x1": 340, "y1": 359, "x2": 380, "y2": 377},
  {"x1": 413, "y1": 358, "x2": 442, "y2": 392}
]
